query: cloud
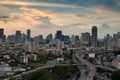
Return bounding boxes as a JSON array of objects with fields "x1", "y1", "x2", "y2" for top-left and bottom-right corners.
[
  {"x1": 0, "y1": 5, "x2": 8, "y2": 10},
  {"x1": 97, "y1": 16, "x2": 108, "y2": 19},
  {"x1": 0, "y1": 1, "x2": 79, "y2": 8},
  {"x1": 0, "y1": 15, "x2": 20, "y2": 23},
  {"x1": 32, "y1": 16, "x2": 57, "y2": 28},
  {"x1": 0, "y1": 6, "x2": 59, "y2": 36},
  {"x1": 100, "y1": 23, "x2": 111, "y2": 29},
  {"x1": 87, "y1": 5, "x2": 114, "y2": 15},
  {"x1": 61, "y1": 23, "x2": 92, "y2": 30},
  {"x1": 116, "y1": 2, "x2": 120, "y2": 7},
  {"x1": 73, "y1": 14, "x2": 93, "y2": 19},
  {"x1": 19, "y1": 6, "x2": 56, "y2": 18}
]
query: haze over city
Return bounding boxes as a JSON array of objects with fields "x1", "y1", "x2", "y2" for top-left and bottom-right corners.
[
  {"x1": 0, "y1": 1, "x2": 120, "y2": 80},
  {"x1": 0, "y1": 0, "x2": 120, "y2": 38}
]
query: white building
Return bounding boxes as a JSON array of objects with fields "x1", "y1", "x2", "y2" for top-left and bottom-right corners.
[
  {"x1": 20, "y1": 55, "x2": 28, "y2": 64},
  {"x1": 56, "y1": 57, "x2": 64, "y2": 62}
]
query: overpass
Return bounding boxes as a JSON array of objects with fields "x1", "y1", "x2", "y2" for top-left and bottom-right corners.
[
  {"x1": 4, "y1": 63, "x2": 82, "y2": 80},
  {"x1": 96, "y1": 65, "x2": 116, "y2": 72}
]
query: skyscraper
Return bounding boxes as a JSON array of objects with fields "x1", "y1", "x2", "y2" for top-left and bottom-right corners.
[
  {"x1": 27, "y1": 29, "x2": 31, "y2": 42},
  {"x1": 91, "y1": 26, "x2": 97, "y2": 47},
  {"x1": 46, "y1": 34, "x2": 53, "y2": 43},
  {"x1": 56, "y1": 30, "x2": 62, "y2": 40},
  {"x1": 75, "y1": 35, "x2": 79, "y2": 43},
  {"x1": 38, "y1": 35, "x2": 43, "y2": 43},
  {"x1": 15, "y1": 30, "x2": 22, "y2": 44},
  {"x1": 81, "y1": 32, "x2": 90, "y2": 46},
  {"x1": 0, "y1": 28, "x2": 4, "y2": 37},
  {"x1": 0, "y1": 28, "x2": 5, "y2": 42},
  {"x1": 7, "y1": 35, "x2": 15, "y2": 43}
]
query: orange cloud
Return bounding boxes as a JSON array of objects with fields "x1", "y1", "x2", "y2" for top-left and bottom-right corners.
[
  {"x1": 20, "y1": 6, "x2": 56, "y2": 18},
  {"x1": 0, "y1": 6, "x2": 58, "y2": 36}
]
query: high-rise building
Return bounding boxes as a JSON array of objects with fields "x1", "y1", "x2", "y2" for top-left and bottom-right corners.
[
  {"x1": 0, "y1": 28, "x2": 5, "y2": 42},
  {"x1": 46, "y1": 34, "x2": 53, "y2": 43},
  {"x1": 0, "y1": 28, "x2": 4, "y2": 38},
  {"x1": 15, "y1": 30, "x2": 22, "y2": 44},
  {"x1": 27, "y1": 29, "x2": 31, "y2": 42},
  {"x1": 91, "y1": 26, "x2": 97, "y2": 47},
  {"x1": 22, "y1": 33, "x2": 27, "y2": 43},
  {"x1": 81, "y1": 32, "x2": 90, "y2": 46},
  {"x1": 56, "y1": 30, "x2": 62, "y2": 40},
  {"x1": 104, "y1": 34, "x2": 112, "y2": 48},
  {"x1": 7, "y1": 35, "x2": 15, "y2": 43},
  {"x1": 33, "y1": 36, "x2": 39, "y2": 45},
  {"x1": 38, "y1": 35, "x2": 43, "y2": 43},
  {"x1": 75, "y1": 35, "x2": 79, "y2": 43},
  {"x1": 71, "y1": 35, "x2": 75, "y2": 44},
  {"x1": 62, "y1": 35, "x2": 70, "y2": 44}
]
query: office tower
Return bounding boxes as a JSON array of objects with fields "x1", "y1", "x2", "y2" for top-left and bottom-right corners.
[
  {"x1": 71, "y1": 35, "x2": 75, "y2": 44},
  {"x1": 97, "y1": 39, "x2": 104, "y2": 47},
  {"x1": 0, "y1": 28, "x2": 5, "y2": 42},
  {"x1": 0, "y1": 28, "x2": 4, "y2": 38},
  {"x1": 62, "y1": 35, "x2": 70, "y2": 44},
  {"x1": 46, "y1": 34, "x2": 53, "y2": 43},
  {"x1": 7, "y1": 35, "x2": 15, "y2": 43},
  {"x1": 15, "y1": 30, "x2": 22, "y2": 44},
  {"x1": 104, "y1": 34, "x2": 112, "y2": 48},
  {"x1": 91, "y1": 26, "x2": 97, "y2": 47},
  {"x1": 56, "y1": 30, "x2": 62, "y2": 40},
  {"x1": 38, "y1": 35, "x2": 43, "y2": 43},
  {"x1": 57, "y1": 39, "x2": 64, "y2": 49},
  {"x1": 34, "y1": 36, "x2": 39, "y2": 45},
  {"x1": 27, "y1": 29, "x2": 31, "y2": 42},
  {"x1": 81, "y1": 32, "x2": 90, "y2": 46},
  {"x1": 22, "y1": 33, "x2": 27, "y2": 43},
  {"x1": 75, "y1": 35, "x2": 79, "y2": 42}
]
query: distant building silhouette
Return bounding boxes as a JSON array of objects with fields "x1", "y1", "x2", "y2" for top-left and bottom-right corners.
[
  {"x1": 81, "y1": 32, "x2": 90, "y2": 46},
  {"x1": 46, "y1": 34, "x2": 53, "y2": 43},
  {"x1": 91, "y1": 26, "x2": 97, "y2": 47},
  {"x1": 15, "y1": 30, "x2": 22, "y2": 44},
  {"x1": 27, "y1": 29, "x2": 31, "y2": 42},
  {"x1": 0, "y1": 28, "x2": 6, "y2": 42},
  {"x1": 56, "y1": 30, "x2": 62, "y2": 40}
]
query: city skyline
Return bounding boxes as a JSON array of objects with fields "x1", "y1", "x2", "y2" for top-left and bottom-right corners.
[{"x1": 0, "y1": 0, "x2": 120, "y2": 38}]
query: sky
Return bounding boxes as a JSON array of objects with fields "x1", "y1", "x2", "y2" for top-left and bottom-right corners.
[{"x1": 0, "y1": 0, "x2": 120, "y2": 38}]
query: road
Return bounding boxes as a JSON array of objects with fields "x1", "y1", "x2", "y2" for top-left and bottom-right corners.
[
  {"x1": 73, "y1": 56, "x2": 86, "y2": 80},
  {"x1": 96, "y1": 65, "x2": 116, "y2": 72},
  {"x1": 4, "y1": 65, "x2": 55, "y2": 80},
  {"x1": 4, "y1": 63, "x2": 80, "y2": 80},
  {"x1": 75, "y1": 51, "x2": 96, "y2": 80}
]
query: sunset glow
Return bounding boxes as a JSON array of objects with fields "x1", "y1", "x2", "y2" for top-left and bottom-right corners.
[{"x1": 0, "y1": 0, "x2": 120, "y2": 38}]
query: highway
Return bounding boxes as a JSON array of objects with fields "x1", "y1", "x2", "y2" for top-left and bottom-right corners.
[
  {"x1": 4, "y1": 63, "x2": 80, "y2": 80},
  {"x1": 73, "y1": 56, "x2": 87, "y2": 80},
  {"x1": 4, "y1": 65, "x2": 55, "y2": 80},
  {"x1": 96, "y1": 65, "x2": 116, "y2": 72},
  {"x1": 75, "y1": 51, "x2": 96, "y2": 80}
]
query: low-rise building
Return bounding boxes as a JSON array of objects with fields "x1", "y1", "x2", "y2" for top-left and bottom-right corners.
[{"x1": 0, "y1": 64, "x2": 11, "y2": 72}]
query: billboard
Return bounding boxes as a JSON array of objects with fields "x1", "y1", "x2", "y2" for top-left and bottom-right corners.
[{"x1": 89, "y1": 53, "x2": 95, "y2": 58}]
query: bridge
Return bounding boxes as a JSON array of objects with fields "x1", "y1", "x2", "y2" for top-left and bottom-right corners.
[{"x1": 96, "y1": 65, "x2": 116, "y2": 72}]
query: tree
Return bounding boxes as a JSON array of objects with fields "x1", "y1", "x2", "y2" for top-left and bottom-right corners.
[{"x1": 111, "y1": 70, "x2": 120, "y2": 80}]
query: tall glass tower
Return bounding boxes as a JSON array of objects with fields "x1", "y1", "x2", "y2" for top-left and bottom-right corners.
[
  {"x1": 92, "y1": 26, "x2": 97, "y2": 47},
  {"x1": 27, "y1": 29, "x2": 31, "y2": 42}
]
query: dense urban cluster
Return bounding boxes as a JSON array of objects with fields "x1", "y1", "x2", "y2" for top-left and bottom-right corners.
[{"x1": 0, "y1": 26, "x2": 120, "y2": 80}]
